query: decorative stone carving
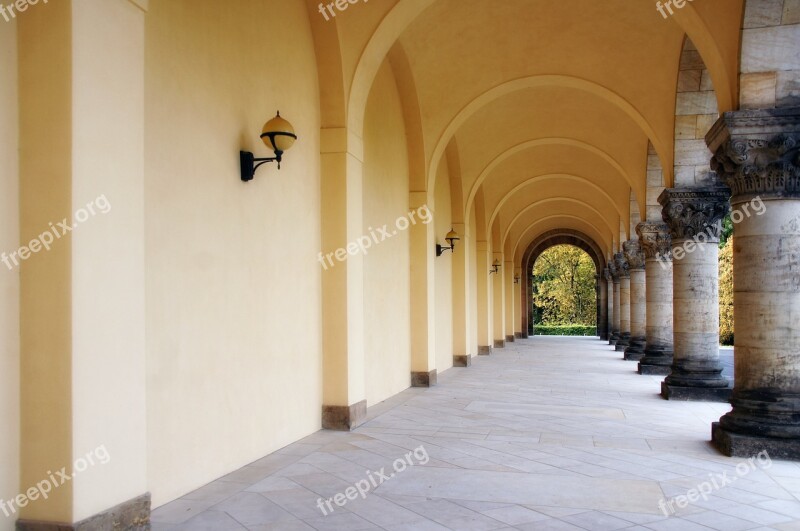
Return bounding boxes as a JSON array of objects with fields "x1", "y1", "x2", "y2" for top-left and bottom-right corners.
[
  {"x1": 607, "y1": 260, "x2": 619, "y2": 281},
  {"x1": 622, "y1": 240, "x2": 645, "y2": 271},
  {"x1": 603, "y1": 267, "x2": 611, "y2": 282},
  {"x1": 613, "y1": 252, "x2": 629, "y2": 279},
  {"x1": 707, "y1": 108, "x2": 800, "y2": 200},
  {"x1": 636, "y1": 221, "x2": 672, "y2": 261},
  {"x1": 658, "y1": 187, "x2": 731, "y2": 242}
]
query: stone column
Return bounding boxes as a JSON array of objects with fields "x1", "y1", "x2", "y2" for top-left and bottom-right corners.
[
  {"x1": 599, "y1": 269, "x2": 609, "y2": 340},
  {"x1": 608, "y1": 260, "x2": 621, "y2": 345},
  {"x1": 707, "y1": 108, "x2": 800, "y2": 459},
  {"x1": 614, "y1": 252, "x2": 631, "y2": 352},
  {"x1": 605, "y1": 268, "x2": 614, "y2": 342},
  {"x1": 623, "y1": 241, "x2": 646, "y2": 360},
  {"x1": 659, "y1": 187, "x2": 731, "y2": 401},
  {"x1": 636, "y1": 222, "x2": 674, "y2": 375}
]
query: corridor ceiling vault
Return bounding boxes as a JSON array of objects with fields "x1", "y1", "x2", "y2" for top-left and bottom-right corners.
[{"x1": 308, "y1": 0, "x2": 744, "y2": 258}]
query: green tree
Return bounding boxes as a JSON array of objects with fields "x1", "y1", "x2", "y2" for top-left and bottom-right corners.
[
  {"x1": 532, "y1": 245, "x2": 597, "y2": 326},
  {"x1": 719, "y1": 236, "x2": 734, "y2": 345}
]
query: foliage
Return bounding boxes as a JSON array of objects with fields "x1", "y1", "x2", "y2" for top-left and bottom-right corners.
[
  {"x1": 719, "y1": 236, "x2": 734, "y2": 346},
  {"x1": 533, "y1": 325, "x2": 597, "y2": 336},
  {"x1": 719, "y1": 214, "x2": 734, "y2": 248},
  {"x1": 531, "y1": 245, "x2": 597, "y2": 327}
]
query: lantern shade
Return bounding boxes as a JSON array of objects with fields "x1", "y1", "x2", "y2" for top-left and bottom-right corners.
[
  {"x1": 261, "y1": 112, "x2": 297, "y2": 153},
  {"x1": 445, "y1": 229, "x2": 460, "y2": 242}
]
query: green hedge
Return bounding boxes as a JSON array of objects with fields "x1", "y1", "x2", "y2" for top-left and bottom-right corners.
[{"x1": 533, "y1": 325, "x2": 597, "y2": 336}]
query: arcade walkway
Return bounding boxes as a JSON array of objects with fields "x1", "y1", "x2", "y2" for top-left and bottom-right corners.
[{"x1": 152, "y1": 337, "x2": 800, "y2": 530}]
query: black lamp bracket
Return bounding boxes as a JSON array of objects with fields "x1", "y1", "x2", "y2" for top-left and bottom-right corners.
[{"x1": 240, "y1": 150, "x2": 284, "y2": 182}]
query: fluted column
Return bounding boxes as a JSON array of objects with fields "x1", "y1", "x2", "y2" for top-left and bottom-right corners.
[
  {"x1": 599, "y1": 269, "x2": 609, "y2": 340},
  {"x1": 623, "y1": 241, "x2": 646, "y2": 361},
  {"x1": 608, "y1": 260, "x2": 620, "y2": 345},
  {"x1": 636, "y1": 222, "x2": 674, "y2": 375},
  {"x1": 659, "y1": 187, "x2": 731, "y2": 401},
  {"x1": 707, "y1": 108, "x2": 800, "y2": 459},
  {"x1": 614, "y1": 252, "x2": 631, "y2": 352}
]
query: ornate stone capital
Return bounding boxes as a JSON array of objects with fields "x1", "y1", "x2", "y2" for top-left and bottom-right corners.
[
  {"x1": 658, "y1": 187, "x2": 731, "y2": 243},
  {"x1": 603, "y1": 267, "x2": 611, "y2": 282},
  {"x1": 607, "y1": 260, "x2": 619, "y2": 282},
  {"x1": 707, "y1": 108, "x2": 800, "y2": 201},
  {"x1": 613, "y1": 252, "x2": 630, "y2": 279},
  {"x1": 636, "y1": 221, "x2": 672, "y2": 261},
  {"x1": 622, "y1": 240, "x2": 645, "y2": 271}
]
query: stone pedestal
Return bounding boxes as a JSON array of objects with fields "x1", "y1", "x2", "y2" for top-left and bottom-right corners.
[
  {"x1": 614, "y1": 253, "x2": 631, "y2": 352},
  {"x1": 660, "y1": 187, "x2": 731, "y2": 402},
  {"x1": 636, "y1": 222, "x2": 674, "y2": 375},
  {"x1": 623, "y1": 241, "x2": 646, "y2": 361},
  {"x1": 706, "y1": 107, "x2": 800, "y2": 458}
]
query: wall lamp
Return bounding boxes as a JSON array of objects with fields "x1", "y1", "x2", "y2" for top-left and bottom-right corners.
[
  {"x1": 514, "y1": 275, "x2": 520, "y2": 284},
  {"x1": 436, "y1": 229, "x2": 460, "y2": 257},
  {"x1": 240, "y1": 111, "x2": 297, "y2": 182},
  {"x1": 489, "y1": 259, "x2": 501, "y2": 274}
]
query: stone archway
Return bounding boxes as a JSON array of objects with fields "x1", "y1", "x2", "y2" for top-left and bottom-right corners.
[{"x1": 520, "y1": 230, "x2": 607, "y2": 339}]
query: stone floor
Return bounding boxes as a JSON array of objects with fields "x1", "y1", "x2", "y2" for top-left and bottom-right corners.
[{"x1": 151, "y1": 337, "x2": 800, "y2": 531}]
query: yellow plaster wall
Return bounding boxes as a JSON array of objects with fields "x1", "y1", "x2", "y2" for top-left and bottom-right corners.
[
  {"x1": 144, "y1": 0, "x2": 322, "y2": 506},
  {"x1": 71, "y1": 0, "x2": 148, "y2": 519},
  {"x1": 0, "y1": 21, "x2": 19, "y2": 531},
  {"x1": 469, "y1": 207, "x2": 479, "y2": 353},
  {"x1": 435, "y1": 161, "x2": 453, "y2": 372},
  {"x1": 363, "y1": 61, "x2": 411, "y2": 405}
]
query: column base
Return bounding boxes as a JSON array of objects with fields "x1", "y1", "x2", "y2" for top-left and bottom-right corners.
[
  {"x1": 615, "y1": 332, "x2": 630, "y2": 351},
  {"x1": 505, "y1": 335, "x2": 515, "y2": 343},
  {"x1": 17, "y1": 494, "x2": 150, "y2": 531},
  {"x1": 638, "y1": 363, "x2": 672, "y2": 375},
  {"x1": 493, "y1": 339, "x2": 505, "y2": 349},
  {"x1": 664, "y1": 359, "x2": 729, "y2": 389},
  {"x1": 624, "y1": 336, "x2": 646, "y2": 361},
  {"x1": 609, "y1": 331, "x2": 619, "y2": 346},
  {"x1": 638, "y1": 346, "x2": 673, "y2": 375},
  {"x1": 712, "y1": 422, "x2": 800, "y2": 460},
  {"x1": 515, "y1": 332, "x2": 528, "y2": 339},
  {"x1": 411, "y1": 370, "x2": 437, "y2": 387},
  {"x1": 661, "y1": 381, "x2": 731, "y2": 402},
  {"x1": 453, "y1": 355, "x2": 471, "y2": 367},
  {"x1": 322, "y1": 400, "x2": 367, "y2": 431},
  {"x1": 478, "y1": 345, "x2": 492, "y2": 356}
]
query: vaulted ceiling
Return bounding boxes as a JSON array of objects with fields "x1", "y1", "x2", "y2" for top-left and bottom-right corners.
[{"x1": 309, "y1": 0, "x2": 745, "y2": 260}]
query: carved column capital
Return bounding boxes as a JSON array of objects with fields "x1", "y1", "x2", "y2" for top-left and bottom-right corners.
[
  {"x1": 607, "y1": 260, "x2": 619, "y2": 282},
  {"x1": 622, "y1": 240, "x2": 645, "y2": 271},
  {"x1": 603, "y1": 267, "x2": 611, "y2": 282},
  {"x1": 636, "y1": 221, "x2": 672, "y2": 261},
  {"x1": 658, "y1": 187, "x2": 731, "y2": 243},
  {"x1": 613, "y1": 252, "x2": 630, "y2": 279},
  {"x1": 707, "y1": 108, "x2": 800, "y2": 201}
]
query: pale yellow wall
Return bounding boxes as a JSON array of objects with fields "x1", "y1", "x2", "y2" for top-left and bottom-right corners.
[
  {"x1": 0, "y1": 22, "x2": 19, "y2": 531},
  {"x1": 363, "y1": 61, "x2": 411, "y2": 405},
  {"x1": 144, "y1": 0, "x2": 322, "y2": 506},
  {"x1": 435, "y1": 161, "x2": 454, "y2": 372},
  {"x1": 18, "y1": 0, "x2": 73, "y2": 521},
  {"x1": 468, "y1": 207, "x2": 479, "y2": 354},
  {"x1": 71, "y1": 0, "x2": 148, "y2": 519}
]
